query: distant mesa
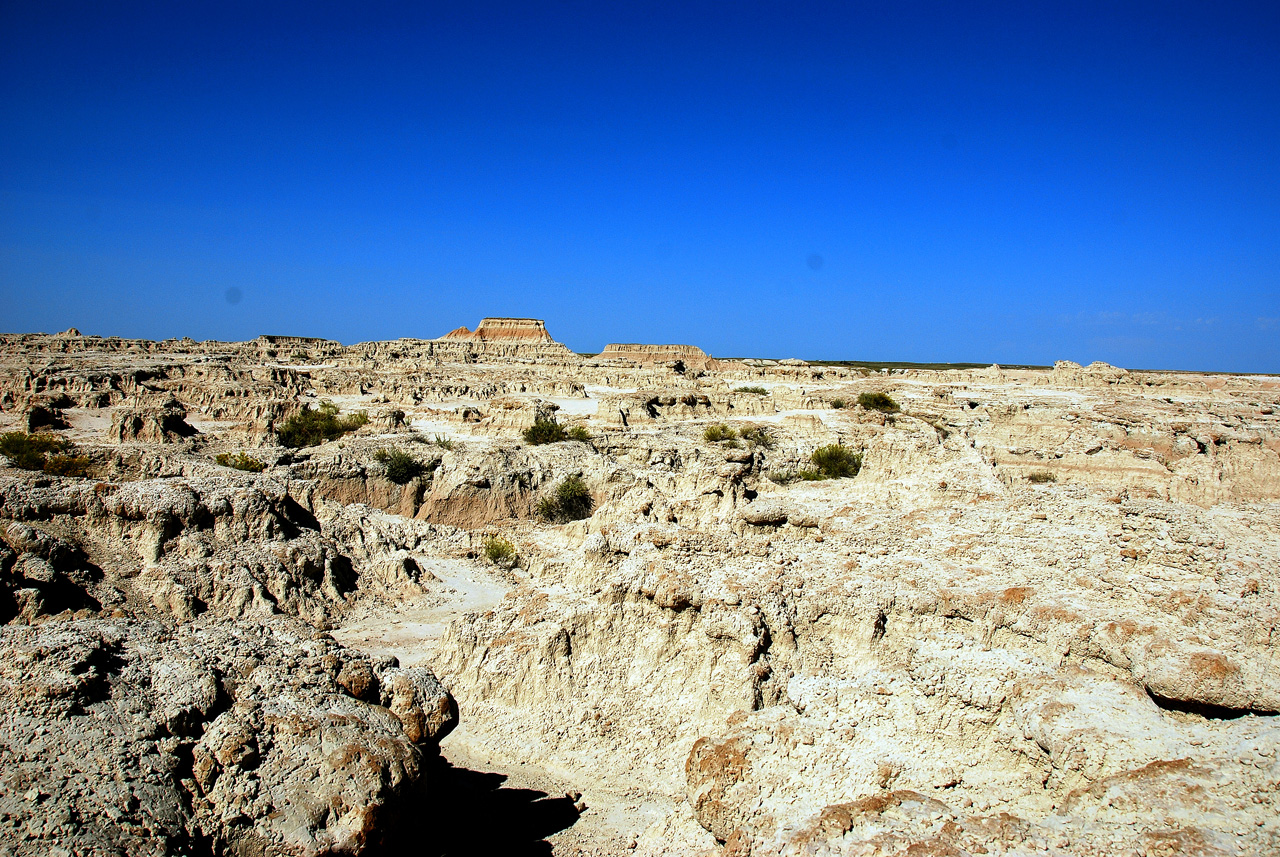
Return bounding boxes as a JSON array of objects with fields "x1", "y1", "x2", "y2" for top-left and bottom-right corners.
[
  {"x1": 439, "y1": 318, "x2": 554, "y2": 344},
  {"x1": 597, "y1": 343, "x2": 718, "y2": 371}
]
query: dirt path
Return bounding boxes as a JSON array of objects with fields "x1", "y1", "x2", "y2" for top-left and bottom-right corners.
[{"x1": 333, "y1": 557, "x2": 511, "y2": 666}]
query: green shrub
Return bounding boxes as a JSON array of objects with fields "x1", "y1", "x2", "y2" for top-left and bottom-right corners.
[
  {"x1": 768, "y1": 471, "x2": 798, "y2": 484},
  {"x1": 829, "y1": 398, "x2": 846, "y2": 409},
  {"x1": 276, "y1": 402, "x2": 369, "y2": 448},
  {"x1": 703, "y1": 423, "x2": 738, "y2": 443},
  {"x1": 43, "y1": 454, "x2": 90, "y2": 478},
  {"x1": 797, "y1": 468, "x2": 827, "y2": 481},
  {"x1": 735, "y1": 386, "x2": 768, "y2": 395},
  {"x1": 810, "y1": 444, "x2": 862, "y2": 479},
  {"x1": 1, "y1": 432, "x2": 70, "y2": 471},
  {"x1": 374, "y1": 448, "x2": 425, "y2": 484},
  {"x1": 432, "y1": 434, "x2": 456, "y2": 450},
  {"x1": 739, "y1": 425, "x2": 774, "y2": 449},
  {"x1": 523, "y1": 417, "x2": 567, "y2": 445},
  {"x1": 215, "y1": 452, "x2": 267, "y2": 473},
  {"x1": 1027, "y1": 470, "x2": 1057, "y2": 484},
  {"x1": 536, "y1": 474, "x2": 593, "y2": 522},
  {"x1": 0, "y1": 432, "x2": 88, "y2": 477},
  {"x1": 567, "y1": 425, "x2": 592, "y2": 443},
  {"x1": 482, "y1": 535, "x2": 518, "y2": 568},
  {"x1": 857, "y1": 392, "x2": 899, "y2": 413}
]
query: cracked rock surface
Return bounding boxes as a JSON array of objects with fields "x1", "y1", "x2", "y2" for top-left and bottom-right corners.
[{"x1": 0, "y1": 618, "x2": 452, "y2": 856}]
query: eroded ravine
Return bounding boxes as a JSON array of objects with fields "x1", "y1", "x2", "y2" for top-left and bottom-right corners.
[{"x1": 334, "y1": 554, "x2": 691, "y2": 855}]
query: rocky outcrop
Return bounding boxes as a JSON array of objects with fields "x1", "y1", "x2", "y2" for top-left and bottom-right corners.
[
  {"x1": 414, "y1": 442, "x2": 607, "y2": 528},
  {"x1": 24, "y1": 403, "x2": 69, "y2": 431},
  {"x1": 597, "y1": 343, "x2": 720, "y2": 372},
  {"x1": 682, "y1": 666, "x2": 1278, "y2": 855},
  {"x1": 0, "y1": 617, "x2": 455, "y2": 857},
  {"x1": 421, "y1": 398, "x2": 1280, "y2": 854},
  {"x1": 0, "y1": 471, "x2": 438, "y2": 628},
  {"x1": 1049, "y1": 359, "x2": 1132, "y2": 386},
  {"x1": 423, "y1": 318, "x2": 578, "y2": 363},
  {"x1": 440, "y1": 317, "x2": 555, "y2": 343},
  {"x1": 597, "y1": 389, "x2": 776, "y2": 427},
  {"x1": 110, "y1": 404, "x2": 199, "y2": 443}
]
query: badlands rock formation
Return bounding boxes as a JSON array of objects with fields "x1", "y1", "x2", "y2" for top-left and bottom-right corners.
[
  {"x1": 597, "y1": 344, "x2": 720, "y2": 372},
  {"x1": 0, "y1": 326, "x2": 1277, "y2": 856},
  {"x1": 441, "y1": 317, "x2": 556, "y2": 343},
  {"x1": 437, "y1": 317, "x2": 577, "y2": 364}
]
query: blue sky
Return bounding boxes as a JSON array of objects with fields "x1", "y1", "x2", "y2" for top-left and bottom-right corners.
[{"x1": 2, "y1": 1, "x2": 1277, "y2": 370}]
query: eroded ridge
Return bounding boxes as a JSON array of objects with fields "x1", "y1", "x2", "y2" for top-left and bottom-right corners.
[{"x1": 1, "y1": 330, "x2": 1278, "y2": 855}]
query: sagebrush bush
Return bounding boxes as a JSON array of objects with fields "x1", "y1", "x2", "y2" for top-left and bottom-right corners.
[
  {"x1": 810, "y1": 444, "x2": 862, "y2": 479},
  {"x1": 857, "y1": 392, "x2": 899, "y2": 413},
  {"x1": 567, "y1": 425, "x2": 592, "y2": 443},
  {"x1": 276, "y1": 402, "x2": 368, "y2": 448},
  {"x1": 374, "y1": 448, "x2": 425, "y2": 484},
  {"x1": 734, "y1": 386, "x2": 768, "y2": 395},
  {"x1": 536, "y1": 474, "x2": 593, "y2": 522},
  {"x1": 1027, "y1": 470, "x2": 1057, "y2": 484},
  {"x1": 703, "y1": 424, "x2": 737, "y2": 443},
  {"x1": 482, "y1": 535, "x2": 518, "y2": 568},
  {"x1": 829, "y1": 398, "x2": 846, "y2": 409},
  {"x1": 739, "y1": 425, "x2": 774, "y2": 449},
  {"x1": 215, "y1": 452, "x2": 266, "y2": 473},
  {"x1": 0, "y1": 432, "x2": 88, "y2": 477},
  {"x1": 44, "y1": 454, "x2": 90, "y2": 478},
  {"x1": 523, "y1": 417, "x2": 567, "y2": 445},
  {"x1": 1, "y1": 432, "x2": 69, "y2": 471}
]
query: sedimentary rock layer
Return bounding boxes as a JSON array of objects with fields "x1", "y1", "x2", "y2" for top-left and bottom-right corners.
[
  {"x1": 440, "y1": 317, "x2": 554, "y2": 343},
  {"x1": 598, "y1": 343, "x2": 719, "y2": 371}
]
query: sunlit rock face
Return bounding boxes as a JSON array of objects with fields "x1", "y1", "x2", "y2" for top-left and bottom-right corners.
[
  {"x1": 440, "y1": 317, "x2": 555, "y2": 343},
  {"x1": 1, "y1": 328, "x2": 1278, "y2": 855},
  {"x1": 597, "y1": 343, "x2": 721, "y2": 371},
  {"x1": 427, "y1": 317, "x2": 577, "y2": 362}
]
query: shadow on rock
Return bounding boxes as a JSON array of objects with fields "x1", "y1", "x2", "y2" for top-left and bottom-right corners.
[{"x1": 374, "y1": 752, "x2": 582, "y2": 856}]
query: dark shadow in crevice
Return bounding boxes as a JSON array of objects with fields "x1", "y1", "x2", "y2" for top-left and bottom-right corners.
[
  {"x1": 1147, "y1": 688, "x2": 1277, "y2": 720},
  {"x1": 372, "y1": 752, "x2": 581, "y2": 857},
  {"x1": 280, "y1": 495, "x2": 321, "y2": 534}
]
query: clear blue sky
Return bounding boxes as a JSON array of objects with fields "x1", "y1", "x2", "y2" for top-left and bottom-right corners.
[{"x1": 2, "y1": 2, "x2": 1277, "y2": 370}]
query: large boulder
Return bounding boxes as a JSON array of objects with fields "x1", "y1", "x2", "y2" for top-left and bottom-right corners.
[{"x1": 0, "y1": 617, "x2": 456, "y2": 856}]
